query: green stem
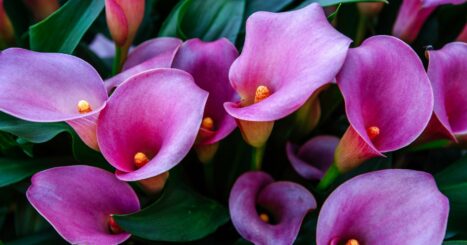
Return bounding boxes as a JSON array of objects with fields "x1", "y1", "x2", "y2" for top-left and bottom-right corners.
[
  {"x1": 203, "y1": 161, "x2": 215, "y2": 194},
  {"x1": 251, "y1": 145, "x2": 266, "y2": 170},
  {"x1": 112, "y1": 44, "x2": 129, "y2": 75},
  {"x1": 355, "y1": 13, "x2": 367, "y2": 46},
  {"x1": 317, "y1": 164, "x2": 340, "y2": 191}
]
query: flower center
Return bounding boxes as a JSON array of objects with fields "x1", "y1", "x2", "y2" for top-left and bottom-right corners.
[
  {"x1": 108, "y1": 215, "x2": 124, "y2": 234},
  {"x1": 254, "y1": 85, "x2": 271, "y2": 103},
  {"x1": 201, "y1": 117, "x2": 215, "y2": 131},
  {"x1": 77, "y1": 100, "x2": 92, "y2": 114},
  {"x1": 134, "y1": 152, "x2": 150, "y2": 169},
  {"x1": 345, "y1": 239, "x2": 360, "y2": 245},
  {"x1": 259, "y1": 213, "x2": 270, "y2": 223},
  {"x1": 366, "y1": 126, "x2": 380, "y2": 140}
]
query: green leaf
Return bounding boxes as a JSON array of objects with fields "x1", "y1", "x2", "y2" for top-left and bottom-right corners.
[
  {"x1": 245, "y1": 0, "x2": 295, "y2": 16},
  {"x1": 297, "y1": 0, "x2": 387, "y2": 8},
  {"x1": 0, "y1": 157, "x2": 54, "y2": 188},
  {"x1": 29, "y1": 0, "x2": 105, "y2": 54},
  {"x1": 160, "y1": 0, "x2": 246, "y2": 43},
  {"x1": 0, "y1": 113, "x2": 70, "y2": 144},
  {"x1": 444, "y1": 241, "x2": 467, "y2": 245},
  {"x1": 436, "y1": 155, "x2": 467, "y2": 236},
  {"x1": 115, "y1": 181, "x2": 229, "y2": 241}
]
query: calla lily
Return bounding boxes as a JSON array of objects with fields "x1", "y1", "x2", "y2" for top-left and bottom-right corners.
[
  {"x1": 97, "y1": 68, "x2": 208, "y2": 181},
  {"x1": 24, "y1": 0, "x2": 59, "y2": 20},
  {"x1": 89, "y1": 34, "x2": 116, "y2": 59},
  {"x1": 316, "y1": 169, "x2": 449, "y2": 245},
  {"x1": 457, "y1": 24, "x2": 467, "y2": 42},
  {"x1": 334, "y1": 36, "x2": 433, "y2": 173},
  {"x1": 27, "y1": 165, "x2": 140, "y2": 245},
  {"x1": 422, "y1": 42, "x2": 467, "y2": 141},
  {"x1": 0, "y1": 48, "x2": 108, "y2": 150},
  {"x1": 0, "y1": 0, "x2": 14, "y2": 47},
  {"x1": 224, "y1": 3, "x2": 351, "y2": 147},
  {"x1": 229, "y1": 171, "x2": 316, "y2": 245},
  {"x1": 286, "y1": 135, "x2": 339, "y2": 181},
  {"x1": 172, "y1": 38, "x2": 238, "y2": 161},
  {"x1": 105, "y1": 0, "x2": 144, "y2": 48},
  {"x1": 105, "y1": 37, "x2": 182, "y2": 92},
  {"x1": 392, "y1": 0, "x2": 466, "y2": 43}
]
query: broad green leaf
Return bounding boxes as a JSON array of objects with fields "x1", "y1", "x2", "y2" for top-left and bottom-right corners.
[
  {"x1": 159, "y1": 0, "x2": 245, "y2": 43},
  {"x1": 0, "y1": 113, "x2": 70, "y2": 144},
  {"x1": 297, "y1": 0, "x2": 387, "y2": 8},
  {"x1": 0, "y1": 157, "x2": 55, "y2": 187},
  {"x1": 444, "y1": 241, "x2": 467, "y2": 245},
  {"x1": 115, "y1": 181, "x2": 229, "y2": 241},
  {"x1": 436, "y1": 155, "x2": 467, "y2": 236},
  {"x1": 245, "y1": 0, "x2": 295, "y2": 15},
  {"x1": 29, "y1": 0, "x2": 105, "y2": 54}
]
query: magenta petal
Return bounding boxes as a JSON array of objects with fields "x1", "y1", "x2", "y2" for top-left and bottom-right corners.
[
  {"x1": 316, "y1": 169, "x2": 449, "y2": 245},
  {"x1": 98, "y1": 69, "x2": 208, "y2": 181},
  {"x1": 229, "y1": 171, "x2": 316, "y2": 245},
  {"x1": 27, "y1": 165, "x2": 140, "y2": 244},
  {"x1": 0, "y1": 48, "x2": 107, "y2": 122},
  {"x1": 337, "y1": 36, "x2": 433, "y2": 153},
  {"x1": 105, "y1": 38, "x2": 182, "y2": 92},
  {"x1": 427, "y1": 42, "x2": 467, "y2": 136},
  {"x1": 172, "y1": 38, "x2": 238, "y2": 145},
  {"x1": 67, "y1": 113, "x2": 100, "y2": 151},
  {"x1": 224, "y1": 3, "x2": 351, "y2": 121},
  {"x1": 286, "y1": 136, "x2": 339, "y2": 180}
]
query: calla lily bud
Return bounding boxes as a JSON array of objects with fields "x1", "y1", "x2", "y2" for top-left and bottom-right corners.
[
  {"x1": 24, "y1": 0, "x2": 59, "y2": 20},
  {"x1": 357, "y1": 2, "x2": 385, "y2": 17},
  {"x1": 0, "y1": 0, "x2": 14, "y2": 46},
  {"x1": 105, "y1": 0, "x2": 144, "y2": 48}
]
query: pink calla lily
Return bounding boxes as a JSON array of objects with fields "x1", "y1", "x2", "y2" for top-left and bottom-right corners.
[
  {"x1": 105, "y1": 0, "x2": 144, "y2": 48},
  {"x1": 97, "y1": 68, "x2": 208, "y2": 181},
  {"x1": 393, "y1": 0, "x2": 466, "y2": 43},
  {"x1": 422, "y1": 42, "x2": 467, "y2": 141},
  {"x1": 172, "y1": 38, "x2": 238, "y2": 146},
  {"x1": 229, "y1": 171, "x2": 316, "y2": 245},
  {"x1": 0, "y1": 48, "x2": 108, "y2": 150},
  {"x1": 334, "y1": 36, "x2": 433, "y2": 172},
  {"x1": 286, "y1": 135, "x2": 339, "y2": 181},
  {"x1": 105, "y1": 37, "x2": 182, "y2": 93},
  {"x1": 27, "y1": 165, "x2": 140, "y2": 244},
  {"x1": 223, "y1": 3, "x2": 351, "y2": 147},
  {"x1": 317, "y1": 169, "x2": 449, "y2": 245}
]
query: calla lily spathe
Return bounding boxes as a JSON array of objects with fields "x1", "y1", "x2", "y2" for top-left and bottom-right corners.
[
  {"x1": 27, "y1": 165, "x2": 140, "y2": 245},
  {"x1": 105, "y1": 37, "x2": 182, "y2": 92},
  {"x1": 334, "y1": 36, "x2": 433, "y2": 172},
  {"x1": 0, "y1": 48, "x2": 108, "y2": 150},
  {"x1": 422, "y1": 42, "x2": 467, "y2": 141},
  {"x1": 286, "y1": 135, "x2": 339, "y2": 181},
  {"x1": 224, "y1": 3, "x2": 351, "y2": 147},
  {"x1": 229, "y1": 171, "x2": 316, "y2": 245},
  {"x1": 392, "y1": 0, "x2": 466, "y2": 43},
  {"x1": 105, "y1": 0, "x2": 144, "y2": 48},
  {"x1": 317, "y1": 169, "x2": 449, "y2": 245},
  {"x1": 97, "y1": 68, "x2": 208, "y2": 181}
]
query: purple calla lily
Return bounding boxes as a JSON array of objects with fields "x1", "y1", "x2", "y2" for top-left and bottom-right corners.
[
  {"x1": 105, "y1": 37, "x2": 182, "y2": 92},
  {"x1": 223, "y1": 3, "x2": 351, "y2": 147},
  {"x1": 334, "y1": 36, "x2": 433, "y2": 172},
  {"x1": 27, "y1": 165, "x2": 140, "y2": 245},
  {"x1": 97, "y1": 68, "x2": 208, "y2": 181},
  {"x1": 286, "y1": 135, "x2": 339, "y2": 181},
  {"x1": 172, "y1": 38, "x2": 238, "y2": 146},
  {"x1": 392, "y1": 0, "x2": 466, "y2": 43},
  {"x1": 422, "y1": 42, "x2": 467, "y2": 141},
  {"x1": 0, "y1": 48, "x2": 108, "y2": 150},
  {"x1": 316, "y1": 169, "x2": 449, "y2": 245},
  {"x1": 229, "y1": 171, "x2": 316, "y2": 245}
]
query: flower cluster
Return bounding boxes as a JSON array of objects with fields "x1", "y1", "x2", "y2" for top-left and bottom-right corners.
[{"x1": 0, "y1": 0, "x2": 465, "y2": 244}]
